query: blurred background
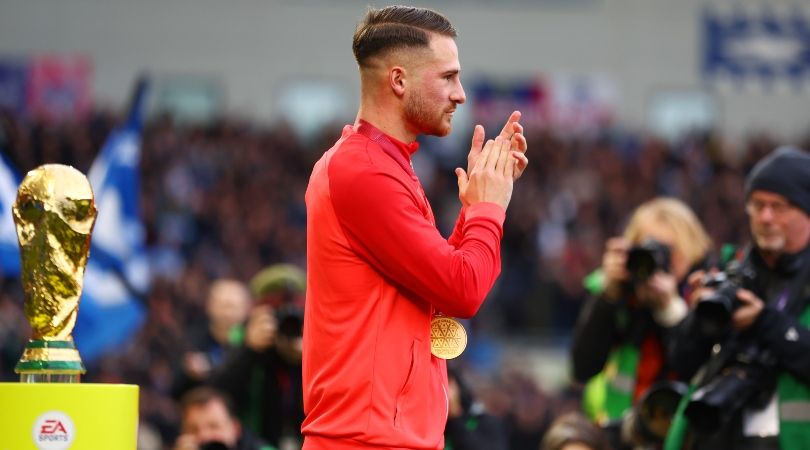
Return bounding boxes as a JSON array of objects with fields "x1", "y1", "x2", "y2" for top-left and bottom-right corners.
[{"x1": 0, "y1": 0, "x2": 808, "y2": 449}]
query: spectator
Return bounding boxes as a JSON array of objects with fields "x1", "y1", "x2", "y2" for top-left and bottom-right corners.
[
  {"x1": 212, "y1": 264, "x2": 305, "y2": 449},
  {"x1": 444, "y1": 366, "x2": 508, "y2": 450},
  {"x1": 174, "y1": 386, "x2": 274, "y2": 450},
  {"x1": 172, "y1": 279, "x2": 252, "y2": 399}
]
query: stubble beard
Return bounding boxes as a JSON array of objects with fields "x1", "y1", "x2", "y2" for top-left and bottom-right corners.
[
  {"x1": 405, "y1": 91, "x2": 453, "y2": 137},
  {"x1": 753, "y1": 227, "x2": 786, "y2": 254}
]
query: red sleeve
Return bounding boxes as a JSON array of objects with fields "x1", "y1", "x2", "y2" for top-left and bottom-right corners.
[
  {"x1": 447, "y1": 207, "x2": 467, "y2": 248},
  {"x1": 329, "y1": 143, "x2": 505, "y2": 318}
]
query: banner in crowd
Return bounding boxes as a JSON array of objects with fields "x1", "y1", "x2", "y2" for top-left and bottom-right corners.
[
  {"x1": 0, "y1": 60, "x2": 28, "y2": 116},
  {"x1": 470, "y1": 74, "x2": 616, "y2": 133},
  {"x1": 0, "y1": 55, "x2": 92, "y2": 121},
  {"x1": 73, "y1": 79, "x2": 149, "y2": 363},
  {"x1": 703, "y1": 6, "x2": 810, "y2": 92}
]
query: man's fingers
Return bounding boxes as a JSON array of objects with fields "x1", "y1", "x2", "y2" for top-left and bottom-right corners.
[
  {"x1": 485, "y1": 138, "x2": 504, "y2": 171},
  {"x1": 511, "y1": 151, "x2": 528, "y2": 170},
  {"x1": 736, "y1": 289, "x2": 759, "y2": 305},
  {"x1": 471, "y1": 124, "x2": 485, "y2": 152},
  {"x1": 476, "y1": 139, "x2": 496, "y2": 171},
  {"x1": 455, "y1": 167, "x2": 468, "y2": 188},
  {"x1": 499, "y1": 111, "x2": 522, "y2": 139},
  {"x1": 506, "y1": 151, "x2": 517, "y2": 179},
  {"x1": 511, "y1": 131, "x2": 527, "y2": 153},
  {"x1": 496, "y1": 137, "x2": 510, "y2": 172}
]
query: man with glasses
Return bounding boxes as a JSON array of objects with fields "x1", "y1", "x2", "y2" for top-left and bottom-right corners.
[{"x1": 666, "y1": 146, "x2": 810, "y2": 450}]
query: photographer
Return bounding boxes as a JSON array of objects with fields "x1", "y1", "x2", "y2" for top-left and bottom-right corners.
[
  {"x1": 443, "y1": 366, "x2": 508, "y2": 450},
  {"x1": 572, "y1": 198, "x2": 712, "y2": 448},
  {"x1": 211, "y1": 264, "x2": 305, "y2": 450},
  {"x1": 172, "y1": 279, "x2": 252, "y2": 400},
  {"x1": 174, "y1": 386, "x2": 274, "y2": 450},
  {"x1": 665, "y1": 147, "x2": 810, "y2": 450}
]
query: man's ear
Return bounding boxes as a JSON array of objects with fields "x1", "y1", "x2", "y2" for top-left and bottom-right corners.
[{"x1": 389, "y1": 66, "x2": 406, "y2": 97}]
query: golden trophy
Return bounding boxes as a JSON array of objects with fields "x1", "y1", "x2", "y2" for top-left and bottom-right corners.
[
  {"x1": 12, "y1": 164, "x2": 97, "y2": 383},
  {"x1": 0, "y1": 164, "x2": 139, "y2": 449}
]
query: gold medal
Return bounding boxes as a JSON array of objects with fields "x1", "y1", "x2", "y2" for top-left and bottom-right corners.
[{"x1": 430, "y1": 316, "x2": 467, "y2": 359}]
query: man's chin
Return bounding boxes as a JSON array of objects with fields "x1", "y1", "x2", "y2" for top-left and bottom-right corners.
[
  {"x1": 755, "y1": 237, "x2": 785, "y2": 253},
  {"x1": 425, "y1": 125, "x2": 452, "y2": 137}
]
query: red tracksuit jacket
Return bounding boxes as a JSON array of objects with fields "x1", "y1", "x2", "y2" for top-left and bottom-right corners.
[{"x1": 302, "y1": 121, "x2": 505, "y2": 449}]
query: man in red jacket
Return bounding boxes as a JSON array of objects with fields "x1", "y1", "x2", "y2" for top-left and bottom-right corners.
[{"x1": 303, "y1": 5, "x2": 529, "y2": 449}]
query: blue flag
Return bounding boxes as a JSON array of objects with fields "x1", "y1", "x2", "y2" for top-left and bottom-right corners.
[
  {"x1": 74, "y1": 80, "x2": 150, "y2": 363},
  {"x1": 0, "y1": 152, "x2": 21, "y2": 276}
]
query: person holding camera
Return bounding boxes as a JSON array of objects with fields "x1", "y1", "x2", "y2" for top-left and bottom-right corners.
[
  {"x1": 443, "y1": 366, "x2": 509, "y2": 450},
  {"x1": 665, "y1": 147, "x2": 810, "y2": 450},
  {"x1": 172, "y1": 279, "x2": 253, "y2": 400},
  {"x1": 571, "y1": 197, "x2": 712, "y2": 448},
  {"x1": 210, "y1": 264, "x2": 306, "y2": 450},
  {"x1": 174, "y1": 386, "x2": 275, "y2": 450}
]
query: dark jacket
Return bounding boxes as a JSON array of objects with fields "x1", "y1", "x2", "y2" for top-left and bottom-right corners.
[
  {"x1": 571, "y1": 284, "x2": 686, "y2": 388},
  {"x1": 445, "y1": 408, "x2": 508, "y2": 450},
  {"x1": 668, "y1": 244, "x2": 810, "y2": 450},
  {"x1": 234, "y1": 430, "x2": 276, "y2": 450},
  {"x1": 444, "y1": 367, "x2": 508, "y2": 450},
  {"x1": 211, "y1": 345, "x2": 303, "y2": 449}
]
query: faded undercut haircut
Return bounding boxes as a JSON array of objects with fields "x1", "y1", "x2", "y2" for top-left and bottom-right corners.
[{"x1": 352, "y1": 5, "x2": 457, "y2": 68}]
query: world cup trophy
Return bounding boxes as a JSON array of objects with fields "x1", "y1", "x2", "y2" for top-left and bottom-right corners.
[{"x1": 12, "y1": 164, "x2": 97, "y2": 383}]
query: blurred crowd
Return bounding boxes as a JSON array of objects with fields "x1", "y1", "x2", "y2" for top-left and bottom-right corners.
[{"x1": 0, "y1": 109, "x2": 807, "y2": 449}]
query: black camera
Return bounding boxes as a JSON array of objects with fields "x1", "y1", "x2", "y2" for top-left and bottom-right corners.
[
  {"x1": 626, "y1": 239, "x2": 671, "y2": 283},
  {"x1": 684, "y1": 260, "x2": 773, "y2": 435},
  {"x1": 625, "y1": 381, "x2": 688, "y2": 445},
  {"x1": 693, "y1": 261, "x2": 756, "y2": 339},
  {"x1": 600, "y1": 381, "x2": 688, "y2": 450},
  {"x1": 276, "y1": 305, "x2": 303, "y2": 339},
  {"x1": 684, "y1": 342, "x2": 777, "y2": 435},
  {"x1": 693, "y1": 272, "x2": 742, "y2": 339}
]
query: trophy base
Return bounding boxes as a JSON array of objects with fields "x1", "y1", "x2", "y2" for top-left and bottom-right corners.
[
  {"x1": 14, "y1": 339, "x2": 86, "y2": 383},
  {"x1": 20, "y1": 373, "x2": 80, "y2": 383},
  {"x1": 0, "y1": 382, "x2": 139, "y2": 449}
]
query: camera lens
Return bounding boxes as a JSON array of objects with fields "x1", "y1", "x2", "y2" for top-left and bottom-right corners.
[
  {"x1": 694, "y1": 284, "x2": 739, "y2": 338},
  {"x1": 199, "y1": 441, "x2": 230, "y2": 450},
  {"x1": 626, "y1": 239, "x2": 671, "y2": 283}
]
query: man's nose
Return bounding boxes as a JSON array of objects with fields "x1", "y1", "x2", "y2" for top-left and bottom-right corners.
[{"x1": 451, "y1": 81, "x2": 466, "y2": 104}]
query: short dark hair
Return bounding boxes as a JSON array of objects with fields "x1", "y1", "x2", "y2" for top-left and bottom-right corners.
[
  {"x1": 180, "y1": 386, "x2": 237, "y2": 419},
  {"x1": 352, "y1": 5, "x2": 457, "y2": 68},
  {"x1": 541, "y1": 412, "x2": 612, "y2": 450}
]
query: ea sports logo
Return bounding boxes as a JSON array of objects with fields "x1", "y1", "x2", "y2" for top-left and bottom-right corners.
[{"x1": 32, "y1": 411, "x2": 75, "y2": 450}]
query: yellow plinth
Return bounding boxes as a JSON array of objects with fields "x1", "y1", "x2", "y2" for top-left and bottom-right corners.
[{"x1": 0, "y1": 383, "x2": 138, "y2": 450}]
